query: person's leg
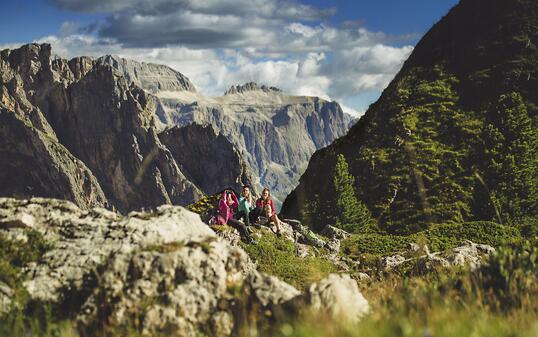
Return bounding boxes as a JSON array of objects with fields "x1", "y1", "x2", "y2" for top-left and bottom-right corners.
[
  {"x1": 235, "y1": 210, "x2": 247, "y2": 222},
  {"x1": 249, "y1": 206, "x2": 263, "y2": 224},
  {"x1": 271, "y1": 213, "x2": 281, "y2": 236},
  {"x1": 228, "y1": 219, "x2": 255, "y2": 242}
]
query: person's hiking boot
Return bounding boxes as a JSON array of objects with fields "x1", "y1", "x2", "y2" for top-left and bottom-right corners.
[
  {"x1": 270, "y1": 226, "x2": 282, "y2": 237},
  {"x1": 252, "y1": 222, "x2": 262, "y2": 229}
]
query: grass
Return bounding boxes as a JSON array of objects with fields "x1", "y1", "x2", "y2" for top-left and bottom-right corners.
[
  {"x1": 341, "y1": 221, "x2": 522, "y2": 260},
  {"x1": 270, "y1": 241, "x2": 538, "y2": 337},
  {"x1": 240, "y1": 230, "x2": 338, "y2": 290}
]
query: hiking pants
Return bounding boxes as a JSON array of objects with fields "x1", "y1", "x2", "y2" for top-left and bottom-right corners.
[{"x1": 227, "y1": 218, "x2": 253, "y2": 242}]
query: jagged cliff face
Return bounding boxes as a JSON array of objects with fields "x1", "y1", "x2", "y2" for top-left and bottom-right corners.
[
  {"x1": 144, "y1": 79, "x2": 351, "y2": 206},
  {"x1": 0, "y1": 44, "x2": 251, "y2": 212},
  {"x1": 282, "y1": 0, "x2": 538, "y2": 232},
  {"x1": 159, "y1": 124, "x2": 254, "y2": 195}
]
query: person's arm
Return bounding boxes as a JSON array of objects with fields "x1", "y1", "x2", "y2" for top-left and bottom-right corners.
[
  {"x1": 269, "y1": 200, "x2": 276, "y2": 216},
  {"x1": 231, "y1": 192, "x2": 239, "y2": 208}
]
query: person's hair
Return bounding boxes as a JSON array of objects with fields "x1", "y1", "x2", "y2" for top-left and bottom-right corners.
[{"x1": 261, "y1": 188, "x2": 271, "y2": 202}]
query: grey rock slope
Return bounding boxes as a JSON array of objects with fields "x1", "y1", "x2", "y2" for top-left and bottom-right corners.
[
  {"x1": 0, "y1": 197, "x2": 370, "y2": 336},
  {"x1": 159, "y1": 86, "x2": 351, "y2": 207},
  {"x1": 0, "y1": 43, "x2": 255, "y2": 212},
  {"x1": 98, "y1": 54, "x2": 197, "y2": 93},
  {"x1": 97, "y1": 55, "x2": 352, "y2": 206},
  {"x1": 0, "y1": 43, "x2": 203, "y2": 212},
  {"x1": 0, "y1": 45, "x2": 107, "y2": 209},
  {"x1": 159, "y1": 124, "x2": 254, "y2": 195},
  {"x1": 0, "y1": 109, "x2": 107, "y2": 209}
]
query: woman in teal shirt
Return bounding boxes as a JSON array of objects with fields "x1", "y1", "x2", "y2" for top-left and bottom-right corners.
[{"x1": 236, "y1": 185, "x2": 254, "y2": 226}]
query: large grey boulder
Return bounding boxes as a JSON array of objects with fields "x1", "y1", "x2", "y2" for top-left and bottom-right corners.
[
  {"x1": 0, "y1": 197, "x2": 215, "y2": 303},
  {"x1": 77, "y1": 239, "x2": 251, "y2": 337},
  {"x1": 290, "y1": 274, "x2": 370, "y2": 323},
  {"x1": 0, "y1": 197, "x2": 370, "y2": 337}
]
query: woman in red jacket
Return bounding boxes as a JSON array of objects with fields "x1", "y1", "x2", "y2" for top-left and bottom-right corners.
[{"x1": 255, "y1": 188, "x2": 282, "y2": 237}]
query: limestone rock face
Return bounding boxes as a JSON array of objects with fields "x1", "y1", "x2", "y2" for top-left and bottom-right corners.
[
  {"x1": 0, "y1": 197, "x2": 369, "y2": 336},
  {"x1": 101, "y1": 56, "x2": 353, "y2": 207},
  {"x1": 153, "y1": 86, "x2": 352, "y2": 206},
  {"x1": 1, "y1": 43, "x2": 263, "y2": 211},
  {"x1": 0, "y1": 109, "x2": 107, "y2": 209},
  {"x1": 98, "y1": 55, "x2": 197, "y2": 93},
  {"x1": 159, "y1": 124, "x2": 254, "y2": 195},
  {"x1": 0, "y1": 197, "x2": 215, "y2": 303},
  {"x1": 77, "y1": 239, "x2": 251, "y2": 337}
]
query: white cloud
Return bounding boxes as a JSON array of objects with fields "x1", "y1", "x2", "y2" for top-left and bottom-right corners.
[
  {"x1": 9, "y1": 0, "x2": 417, "y2": 117},
  {"x1": 29, "y1": 31, "x2": 412, "y2": 116}
]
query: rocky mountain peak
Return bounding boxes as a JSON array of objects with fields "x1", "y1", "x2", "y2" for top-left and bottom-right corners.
[
  {"x1": 97, "y1": 54, "x2": 197, "y2": 93},
  {"x1": 224, "y1": 82, "x2": 282, "y2": 95}
]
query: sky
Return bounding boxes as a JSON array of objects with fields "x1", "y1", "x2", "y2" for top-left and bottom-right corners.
[{"x1": 0, "y1": 0, "x2": 459, "y2": 116}]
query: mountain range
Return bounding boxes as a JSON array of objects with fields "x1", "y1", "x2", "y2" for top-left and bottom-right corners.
[{"x1": 0, "y1": 44, "x2": 351, "y2": 211}]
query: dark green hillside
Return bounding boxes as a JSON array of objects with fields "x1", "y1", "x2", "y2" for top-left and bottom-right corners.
[{"x1": 282, "y1": 0, "x2": 538, "y2": 233}]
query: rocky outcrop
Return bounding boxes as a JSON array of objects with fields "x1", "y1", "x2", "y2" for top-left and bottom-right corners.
[
  {"x1": 0, "y1": 197, "x2": 369, "y2": 336},
  {"x1": 224, "y1": 82, "x2": 282, "y2": 95},
  {"x1": 159, "y1": 124, "x2": 254, "y2": 195},
  {"x1": 381, "y1": 241, "x2": 496, "y2": 273}
]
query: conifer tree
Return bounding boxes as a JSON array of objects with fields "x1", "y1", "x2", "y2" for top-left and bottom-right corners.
[
  {"x1": 480, "y1": 92, "x2": 538, "y2": 223},
  {"x1": 333, "y1": 154, "x2": 373, "y2": 232}
]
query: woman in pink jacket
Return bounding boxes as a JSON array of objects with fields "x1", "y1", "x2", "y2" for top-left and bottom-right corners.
[{"x1": 217, "y1": 189, "x2": 256, "y2": 244}]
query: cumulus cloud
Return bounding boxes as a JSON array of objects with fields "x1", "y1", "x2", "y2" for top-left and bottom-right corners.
[{"x1": 32, "y1": 0, "x2": 417, "y2": 116}]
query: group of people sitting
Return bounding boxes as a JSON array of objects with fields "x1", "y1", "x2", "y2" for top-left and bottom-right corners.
[{"x1": 215, "y1": 185, "x2": 282, "y2": 244}]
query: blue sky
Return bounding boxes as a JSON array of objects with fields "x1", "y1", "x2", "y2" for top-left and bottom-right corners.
[{"x1": 0, "y1": 0, "x2": 459, "y2": 115}]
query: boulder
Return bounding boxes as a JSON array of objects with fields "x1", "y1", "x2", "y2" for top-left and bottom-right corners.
[
  {"x1": 382, "y1": 254, "x2": 406, "y2": 271},
  {"x1": 0, "y1": 197, "x2": 215, "y2": 303},
  {"x1": 77, "y1": 239, "x2": 252, "y2": 337},
  {"x1": 321, "y1": 225, "x2": 350, "y2": 240},
  {"x1": 292, "y1": 274, "x2": 369, "y2": 323}
]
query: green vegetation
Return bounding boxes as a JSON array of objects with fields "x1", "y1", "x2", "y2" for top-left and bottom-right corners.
[
  {"x1": 332, "y1": 154, "x2": 374, "y2": 233},
  {"x1": 476, "y1": 92, "x2": 538, "y2": 224},
  {"x1": 283, "y1": 0, "x2": 538, "y2": 235},
  {"x1": 341, "y1": 221, "x2": 521, "y2": 259},
  {"x1": 241, "y1": 230, "x2": 337, "y2": 290},
  {"x1": 272, "y1": 241, "x2": 538, "y2": 337}
]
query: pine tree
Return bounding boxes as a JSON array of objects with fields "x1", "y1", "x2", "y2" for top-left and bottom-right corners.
[
  {"x1": 333, "y1": 154, "x2": 373, "y2": 232},
  {"x1": 479, "y1": 92, "x2": 538, "y2": 223}
]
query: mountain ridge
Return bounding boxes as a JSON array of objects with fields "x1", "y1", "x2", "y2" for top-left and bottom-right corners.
[{"x1": 282, "y1": 0, "x2": 538, "y2": 232}]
